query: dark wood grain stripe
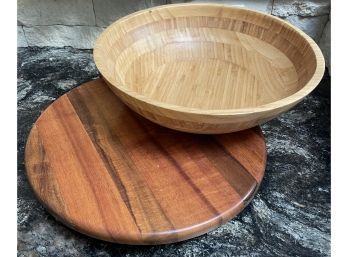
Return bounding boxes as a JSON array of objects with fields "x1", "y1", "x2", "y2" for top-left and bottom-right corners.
[
  {"x1": 202, "y1": 137, "x2": 258, "y2": 197},
  {"x1": 137, "y1": 120, "x2": 222, "y2": 220},
  {"x1": 50, "y1": 98, "x2": 121, "y2": 240},
  {"x1": 66, "y1": 88, "x2": 139, "y2": 230},
  {"x1": 215, "y1": 128, "x2": 266, "y2": 183},
  {"x1": 25, "y1": 126, "x2": 67, "y2": 218},
  {"x1": 141, "y1": 121, "x2": 257, "y2": 199},
  {"x1": 67, "y1": 85, "x2": 177, "y2": 236}
]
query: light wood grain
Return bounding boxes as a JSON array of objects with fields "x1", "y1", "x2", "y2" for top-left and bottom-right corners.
[
  {"x1": 94, "y1": 3, "x2": 325, "y2": 134},
  {"x1": 25, "y1": 79, "x2": 267, "y2": 245}
]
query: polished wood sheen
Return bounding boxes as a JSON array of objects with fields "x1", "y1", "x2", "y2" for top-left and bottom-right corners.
[
  {"x1": 94, "y1": 3, "x2": 325, "y2": 134},
  {"x1": 25, "y1": 79, "x2": 266, "y2": 245}
]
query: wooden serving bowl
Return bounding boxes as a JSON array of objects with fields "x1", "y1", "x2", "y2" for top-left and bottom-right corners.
[{"x1": 94, "y1": 3, "x2": 325, "y2": 134}]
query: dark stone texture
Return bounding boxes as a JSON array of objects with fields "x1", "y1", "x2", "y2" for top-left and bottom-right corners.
[{"x1": 18, "y1": 47, "x2": 330, "y2": 257}]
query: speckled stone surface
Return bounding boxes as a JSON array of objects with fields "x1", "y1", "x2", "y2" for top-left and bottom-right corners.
[{"x1": 17, "y1": 47, "x2": 330, "y2": 257}]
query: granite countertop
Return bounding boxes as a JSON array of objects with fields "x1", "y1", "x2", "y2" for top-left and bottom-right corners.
[{"x1": 17, "y1": 47, "x2": 330, "y2": 257}]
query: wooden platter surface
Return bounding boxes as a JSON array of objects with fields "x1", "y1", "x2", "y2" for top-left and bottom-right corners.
[{"x1": 25, "y1": 79, "x2": 267, "y2": 245}]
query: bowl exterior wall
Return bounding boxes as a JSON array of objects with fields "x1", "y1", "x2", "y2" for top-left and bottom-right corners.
[{"x1": 104, "y1": 79, "x2": 299, "y2": 134}]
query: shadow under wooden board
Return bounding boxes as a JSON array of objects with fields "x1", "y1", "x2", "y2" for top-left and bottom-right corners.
[{"x1": 25, "y1": 78, "x2": 267, "y2": 245}]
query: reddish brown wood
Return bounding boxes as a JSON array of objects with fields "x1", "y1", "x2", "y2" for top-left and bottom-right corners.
[{"x1": 25, "y1": 79, "x2": 267, "y2": 245}]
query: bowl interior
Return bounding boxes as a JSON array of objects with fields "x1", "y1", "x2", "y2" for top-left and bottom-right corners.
[{"x1": 95, "y1": 4, "x2": 319, "y2": 111}]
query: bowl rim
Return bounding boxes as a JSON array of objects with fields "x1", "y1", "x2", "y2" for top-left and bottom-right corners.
[{"x1": 94, "y1": 3, "x2": 325, "y2": 116}]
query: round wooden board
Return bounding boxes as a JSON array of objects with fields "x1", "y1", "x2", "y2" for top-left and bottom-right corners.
[{"x1": 25, "y1": 79, "x2": 267, "y2": 245}]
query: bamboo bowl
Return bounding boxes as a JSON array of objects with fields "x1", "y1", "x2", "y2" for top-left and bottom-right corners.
[{"x1": 94, "y1": 3, "x2": 325, "y2": 134}]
